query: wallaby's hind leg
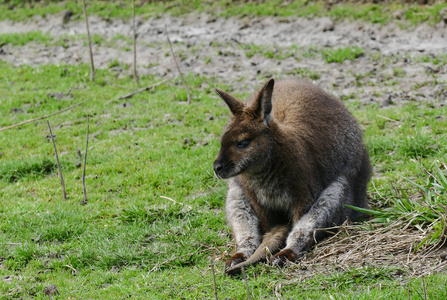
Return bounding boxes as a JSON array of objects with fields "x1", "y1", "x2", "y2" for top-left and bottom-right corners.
[
  {"x1": 225, "y1": 178, "x2": 262, "y2": 269},
  {"x1": 226, "y1": 225, "x2": 289, "y2": 275},
  {"x1": 272, "y1": 175, "x2": 354, "y2": 265}
]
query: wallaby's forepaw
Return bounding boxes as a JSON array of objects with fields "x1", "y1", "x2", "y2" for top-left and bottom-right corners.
[
  {"x1": 225, "y1": 253, "x2": 247, "y2": 275},
  {"x1": 272, "y1": 249, "x2": 296, "y2": 267}
]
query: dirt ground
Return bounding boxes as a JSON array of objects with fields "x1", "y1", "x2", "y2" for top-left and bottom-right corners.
[{"x1": 1, "y1": 11, "x2": 447, "y2": 106}]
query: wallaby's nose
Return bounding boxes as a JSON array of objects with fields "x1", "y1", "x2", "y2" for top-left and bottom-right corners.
[{"x1": 213, "y1": 162, "x2": 223, "y2": 174}]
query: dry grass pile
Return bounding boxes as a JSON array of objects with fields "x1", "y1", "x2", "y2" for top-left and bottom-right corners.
[{"x1": 291, "y1": 222, "x2": 447, "y2": 280}]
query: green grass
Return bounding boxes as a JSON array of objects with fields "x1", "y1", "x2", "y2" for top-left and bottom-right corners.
[
  {"x1": 0, "y1": 30, "x2": 135, "y2": 51},
  {"x1": 323, "y1": 46, "x2": 365, "y2": 63},
  {"x1": 1, "y1": 0, "x2": 447, "y2": 26},
  {"x1": 241, "y1": 44, "x2": 297, "y2": 60},
  {"x1": 0, "y1": 31, "x2": 51, "y2": 46},
  {"x1": 239, "y1": 43, "x2": 365, "y2": 66},
  {"x1": 0, "y1": 58, "x2": 446, "y2": 298},
  {"x1": 414, "y1": 53, "x2": 447, "y2": 66},
  {"x1": 287, "y1": 67, "x2": 321, "y2": 80},
  {"x1": 0, "y1": 157, "x2": 57, "y2": 182},
  {"x1": 349, "y1": 163, "x2": 447, "y2": 250}
]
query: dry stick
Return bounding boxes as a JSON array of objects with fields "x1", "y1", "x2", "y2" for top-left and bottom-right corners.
[
  {"x1": 105, "y1": 78, "x2": 170, "y2": 105},
  {"x1": 241, "y1": 267, "x2": 252, "y2": 300},
  {"x1": 117, "y1": 78, "x2": 170, "y2": 100},
  {"x1": 82, "y1": 0, "x2": 95, "y2": 82},
  {"x1": 132, "y1": 0, "x2": 139, "y2": 86},
  {"x1": 63, "y1": 264, "x2": 77, "y2": 274},
  {"x1": 149, "y1": 249, "x2": 205, "y2": 273},
  {"x1": 165, "y1": 25, "x2": 191, "y2": 105},
  {"x1": 111, "y1": 84, "x2": 136, "y2": 90},
  {"x1": 82, "y1": 115, "x2": 90, "y2": 203},
  {"x1": 377, "y1": 114, "x2": 399, "y2": 123},
  {"x1": 47, "y1": 120, "x2": 67, "y2": 200},
  {"x1": 0, "y1": 99, "x2": 91, "y2": 132},
  {"x1": 274, "y1": 283, "x2": 282, "y2": 300},
  {"x1": 422, "y1": 276, "x2": 427, "y2": 300},
  {"x1": 160, "y1": 196, "x2": 193, "y2": 210},
  {"x1": 210, "y1": 256, "x2": 218, "y2": 300}
]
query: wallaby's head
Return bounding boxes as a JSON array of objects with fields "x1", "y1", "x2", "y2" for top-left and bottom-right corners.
[{"x1": 213, "y1": 79, "x2": 275, "y2": 179}]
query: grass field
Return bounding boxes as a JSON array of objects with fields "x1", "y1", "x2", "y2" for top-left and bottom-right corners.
[
  {"x1": 1, "y1": 0, "x2": 447, "y2": 25},
  {"x1": 1, "y1": 1, "x2": 447, "y2": 299}
]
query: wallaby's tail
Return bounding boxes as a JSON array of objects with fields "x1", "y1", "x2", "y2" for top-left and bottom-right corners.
[{"x1": 225, "y1": 225, "x2": 289, "y2": 275}]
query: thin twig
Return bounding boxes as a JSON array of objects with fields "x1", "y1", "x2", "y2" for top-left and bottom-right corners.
[
  {"x1": 88, "y1": 140, "x2": 105, "y2": 151},
  {"x1": 418, "y1": 157, "x2": 434, "y2": 179},
  {"x1": 165, "y1": 25, "x2": 191, "y2": 104},
  {"x1": 105, "y1": 78, "x2": 170, "y2": 105},
  {"x1": 160, "y1": 196, "x2": 193, "y2": 210},
  {"x1": 274, "y1": 283, "x2": 282, "y2": 300},
  {"x1": 422, "y1": 276, "x2": 427, "y2": 300},
  {"x1": 0, "y1": 99, "x2": 91, "y2": 132},
  {"x1": 241, "y1": 267, "x2": 252, "y2": 300},
  {"x1": 377, "y1": 115, "x2": 399, "y2": 122},
  {"x1": 111, "y1": 84, "x2": 136, "y2": 90},
  {"x1": 82, "y1": 0, "x2": 95, "y2": 82},
  {"x1": 210, "y1": 256, "x2": 218, "y2": 300},
  {"x1": 149, "y1": 249, "x2": 205, "y2": 273},
  {"x1": 371, "y1": 179, "x2": 385, "y2": 200},
  {"x1": 132, "y1": 0, "x2": 139, "y2": 86},
  {"x1": 82, "y1": 115, "x2": 90, "y2": 204},
  {"x1": 63, "y1": 264, "x2": 78, "y2": 274},
  {"x1": 47, "y1": 120, "x2": 67, "y2": 200}
]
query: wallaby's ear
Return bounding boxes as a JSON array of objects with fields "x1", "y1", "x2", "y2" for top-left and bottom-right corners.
[
  {"x1": 215, "y1": 88, "x2": 245, "y2": 115},
  {"x1": 252, "y1": 79, "x2": 274, "y2": 124}
]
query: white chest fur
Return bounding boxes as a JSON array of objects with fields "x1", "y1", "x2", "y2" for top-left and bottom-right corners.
[{"x1": 250, "y1": 181, "x2": 293, "y2": 212}]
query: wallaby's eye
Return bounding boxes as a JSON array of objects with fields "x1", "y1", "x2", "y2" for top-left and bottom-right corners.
[{"x1": 236, "y1": 139, "x2": 251, "y2": 149}]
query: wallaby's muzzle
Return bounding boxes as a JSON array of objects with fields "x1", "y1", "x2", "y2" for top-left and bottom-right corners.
[
  {"x1": 213, "y1": 155, "x2": 234, "y2": 179},
  {"x1": 213, "y1": 161, "x2": 223, "y2": 178}
]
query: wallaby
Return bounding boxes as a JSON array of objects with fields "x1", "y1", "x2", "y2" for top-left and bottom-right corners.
[{"x1": 213, "y1": 79, "x2": 371, "y2": 275}]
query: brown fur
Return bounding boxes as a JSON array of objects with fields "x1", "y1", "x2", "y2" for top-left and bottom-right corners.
[
  {"x1": 225, "y1": 225, "x2": 289, "y2": 275},
  {"x1": 214, "y1": 79, "x2": 371, "y2": 275}
]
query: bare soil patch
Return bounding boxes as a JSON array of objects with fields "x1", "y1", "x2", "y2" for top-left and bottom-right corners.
[{"x1": 0, "y1": 12, "x2": 446, "y2": 106}]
